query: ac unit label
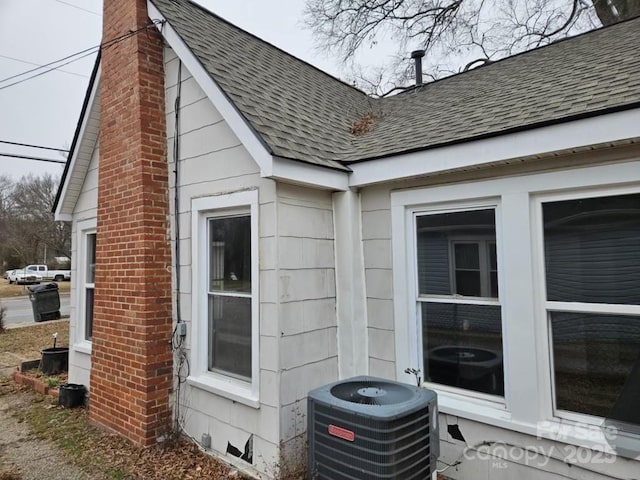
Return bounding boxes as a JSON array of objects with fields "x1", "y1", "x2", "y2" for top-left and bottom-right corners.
[{"x1": 328, "y1": 424, "x2": 355, "y2": 442}]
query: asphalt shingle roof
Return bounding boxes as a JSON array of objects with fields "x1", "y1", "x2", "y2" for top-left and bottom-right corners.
[{"x1": 151, "y1": 0, "x2": 640, "y2": 169}]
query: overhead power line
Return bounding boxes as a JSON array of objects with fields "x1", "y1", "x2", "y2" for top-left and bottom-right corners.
[
  {"x1": 0, "y1": 53, "x2": 89, "y2": 79},
  {"x1": 0, "y1": 140, "x2": 69, "y2": 152},
  {"x1": 0, "y1": 45, "x2": 98, "y2": 84},
  {"x1": 0, "y1": 20, "x2": 164, "y2": 92},
  {"x1": 0, "y1": 153, "x2": 66, "y2": 164},
  {"x1": 53, "y1": 0, "x2": 101, "y2": 16},
  {"x1": 0, "y1": 49, "x2": 97, "y2": 91}
]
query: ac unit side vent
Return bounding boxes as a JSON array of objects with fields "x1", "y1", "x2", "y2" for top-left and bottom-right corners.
[{"x1": 308, "y1": 376, "x2": 439, "y2": 480}]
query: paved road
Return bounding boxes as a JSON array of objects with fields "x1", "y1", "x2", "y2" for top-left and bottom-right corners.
[{"x1": 1, "y1": 294, "x2": 70, "y2": 327}]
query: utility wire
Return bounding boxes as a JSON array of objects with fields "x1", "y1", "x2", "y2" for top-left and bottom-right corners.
[
  {"x1": 0, "y1": 153, "x2": 66, "y2": 164},
  {"x1": 0, "y1": 49, "x2": 98, "y2": 91},
  {"x1": 0, "y1": 53, "x2": 89, "y2": 79},
  {"x1": 0, "y1": 140, "x2": 69, "y2": 152},
  {"x1": 52, "y1": 0, "x2": 101, "y2": 16},
  {"x1": 0, "y1": 20, "x2": 163, "y2": 91},
  {"x1": 0, "y1": 45, "x2": 98, "y2": 84}
]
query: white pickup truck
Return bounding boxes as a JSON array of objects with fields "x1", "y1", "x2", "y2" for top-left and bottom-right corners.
[{"x1": 24, "y1": 264, "x2": 71, "y2": 282}]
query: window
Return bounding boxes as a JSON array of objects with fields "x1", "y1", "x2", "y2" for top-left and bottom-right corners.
[
  {"x1": 76, "y1": 219, "x2": 96, "y2": 349},
  {"x1": 416, "y1": 207, "x2": 504, "y2": 396},
  {"x1": 84, "y1": 233, "x2": 96, "y2": 340},
  {"x1": 392, "y1": 163, "x2": 640, "y2": 452},
  {"x1": 208, "y1": 215, "x2": 252, "y2": 380},
  {"x1": 452, "y1": 240, "x2": 498, "y2": 297},
  {"x1": 543, "y1": 193, "x2": 640, "y2": 427},
  {"x1": 190, "y1": 190, "x2": 259, "y2": 406}
]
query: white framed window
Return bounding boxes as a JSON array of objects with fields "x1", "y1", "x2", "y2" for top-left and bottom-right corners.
[
  {"x1": 392, "y1": 161, "x2": 640, "y2": 454},
  {"x1": 75, "y1": 218, "x2": 96, "y2": 352},
  {"x1": 189, "y1": 190, "x2": 260, "y2": 407},
  {"x1": 536, "y1": 190, "x2": 640, "y2": 433},
  {"x1": 415, "y1": 205, "x2": 504, "y2": 398}
]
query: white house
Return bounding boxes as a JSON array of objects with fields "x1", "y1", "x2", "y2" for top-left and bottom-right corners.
[{"x1": 54, "y1": 0, "x2": 640, "y2": 478}]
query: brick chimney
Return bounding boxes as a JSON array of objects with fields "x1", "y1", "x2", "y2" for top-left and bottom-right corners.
[{"x1": 91, "y1": 0, "x2": 172, "y2": 446}]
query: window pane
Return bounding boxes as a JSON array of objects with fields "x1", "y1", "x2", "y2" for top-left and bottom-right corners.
[
  {"x1": 417, "y1": 209, "x2": 497, "y2": 298},
  {"x1": 543, "y1": 193, "x2": 640, "y2": 305},
  {"x1": 209, "y1": 216, "x2": 251, "y2": 293},
  {"x1": 455, "y1": 271, "x2": 481, "y2": 296},
  {"x1": 551, "y1": 311, "x2": 640, "y2": 424},
  {"x1": 454, "y1": 243, "x2": 480, "y2": 269},
  {"x1": 488, "y1": 242, "x2": 497, "y2": 270},
  {"x1": 208, "y1": 295, "x2": 252, "y2": 380},
  {"x1": 85, "y1": 288, "x2": 94, "y2": 341},
  {"x1": 489, "y1": 272, "x2": 499, "y2": 298},
  {"x1": 422, "y1": 303, "x2": 503, "y2": 395},
  {"x1": 86, "y1": 233, "x2": 96, "y2": 283}
]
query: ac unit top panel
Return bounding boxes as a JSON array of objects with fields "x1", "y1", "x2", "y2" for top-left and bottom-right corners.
[{"x1": 308, "y1": 376, "x2": 437, "y2": 421}]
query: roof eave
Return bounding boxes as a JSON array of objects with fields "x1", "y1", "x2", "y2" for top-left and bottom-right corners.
[
  {"x1": 148, "y1": 0, "x2": 349, "y2": 191},
  {"x1": 348, "y1": 107, "x2": 640, "y2": 187},
  {"x1": 148, "y1": 0, "x2": 274, "y2": 170},
  {"x1": 53, "y1": 55, "x2": 101, "y2": 221}
]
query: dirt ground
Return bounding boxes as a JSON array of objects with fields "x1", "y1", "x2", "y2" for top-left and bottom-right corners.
[
  {"x1": 0, "y1": 322, "x2": 248, "y2": 480},
  {"x1": 0, "y1": 383, "x2": 95, "y2": 480}
]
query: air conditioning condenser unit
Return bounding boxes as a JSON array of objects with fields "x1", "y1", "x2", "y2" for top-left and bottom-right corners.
[{"x1": 308, "y1": 376, "x2": 439, "y2": 479}]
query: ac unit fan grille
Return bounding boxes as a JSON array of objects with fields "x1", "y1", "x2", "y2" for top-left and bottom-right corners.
[
  {"x1": 311, "y1": 404, "x2": 431, "y2": 479},
  {"x1": 330, "y1": 381, "x2": 416, "y2": 405}
]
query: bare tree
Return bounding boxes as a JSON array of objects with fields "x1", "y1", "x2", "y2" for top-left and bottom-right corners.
[
  {"x1": 305, "y1": 0, "x2": 640, "y2": 93},
  {"x1": 1, "y1": 174, "x2": 70, "y2": 268}
]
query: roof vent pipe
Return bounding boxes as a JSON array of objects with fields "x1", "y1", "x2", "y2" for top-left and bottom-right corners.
[{"x1": 411, "y1": 49, "x2": 425, "y2": 87}]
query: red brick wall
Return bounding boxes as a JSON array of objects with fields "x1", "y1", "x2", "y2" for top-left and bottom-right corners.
[{"x1": 92, "y1": 0, "x2": 172, "y2": 446}]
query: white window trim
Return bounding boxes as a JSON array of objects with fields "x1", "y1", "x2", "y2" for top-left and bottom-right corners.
[
  {"x1": 391, "y1": 160, "x2": 640, "y2": 455},
  {"x1": 74, "y1": 218, "x2": 96, "y2": 354},
  {"x1": 189, "y1": 190, "x2": 260, "y2": 408}
]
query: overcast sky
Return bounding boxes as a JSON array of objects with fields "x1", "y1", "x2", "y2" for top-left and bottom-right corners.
[{"x1": 0, "y1": 0, "x2": 387, "y2": 181}]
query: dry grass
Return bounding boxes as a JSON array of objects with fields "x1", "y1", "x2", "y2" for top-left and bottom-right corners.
[
  {"x1": 0, "y1": 320, "x2": 69, "y2": 362},
  {"x1": 0, "y1": 469, "x2": 22, "y2": 480},
  {"x1": 0, "y1": 321, "x2": 249, "y2": 480},
  {"x1": 0, "y1": 383, "x2": 246, "y2": 480},
  {"x1": 0, "y1": 280, "x2": 70, "y2": 299}
]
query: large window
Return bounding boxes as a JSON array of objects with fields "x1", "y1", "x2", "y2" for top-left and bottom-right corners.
[
  {"x1": 543, "y1": 193, "x2": 640, "y2": 427},
  {"x1": 416, "y1": 208, "x2": 504, "y2": 396},
  {"x1": 392, "y1": 164, "x2": 640, "y2": 454},
  {"x1": 190, "y1": 191, "x2": 259, "y2": 406}
]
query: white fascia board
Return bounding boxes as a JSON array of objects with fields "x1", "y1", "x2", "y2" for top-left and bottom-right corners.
[
  {"x1": 148, "y1": 1, "x2": 273, "y2": 173},
  {"x1": 54, "y1": 66, "x2": 101, "y2": 222},
  {"x1": 269, "y1": 156, "x2": 349, "y2": 191},
  {"x1": 349, "y1": 108, "x2": 640, "y2": 187}
]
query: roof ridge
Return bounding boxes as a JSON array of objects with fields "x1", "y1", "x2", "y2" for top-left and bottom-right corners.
[
  {"x1": 392, "y1": 14, "x2": 640, "y2": 96},
  {"x1": 169, "y1": 0, "x2": 370, "y2": 99},
  {"x1": 153, "y1": 0, "x2": 640, "y2": 167}
]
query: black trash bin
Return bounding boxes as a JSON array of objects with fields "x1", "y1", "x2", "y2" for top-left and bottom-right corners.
[{"x1": 28, "y1": 282, "x2": 61, "y2": 322}]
